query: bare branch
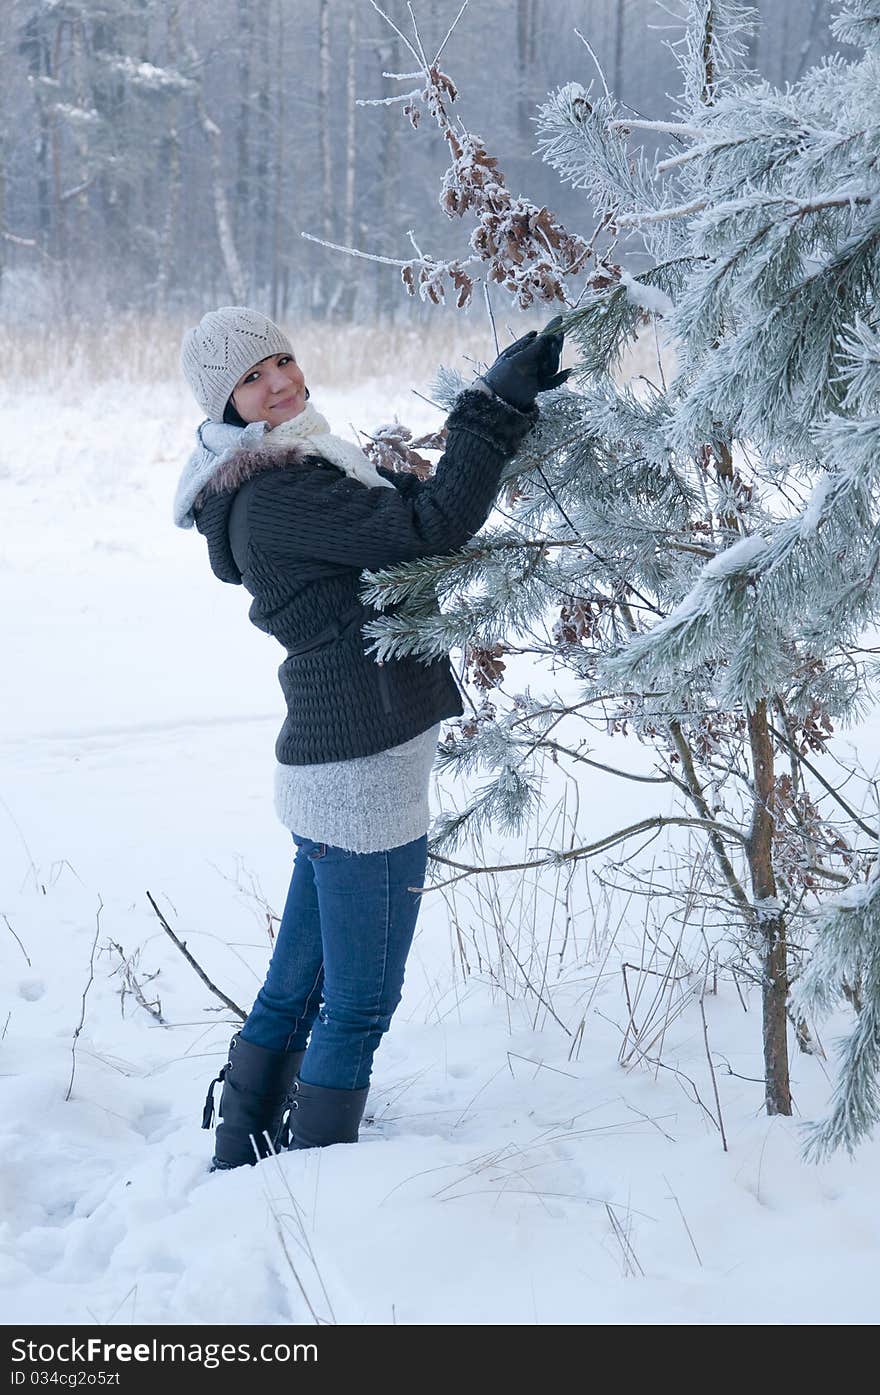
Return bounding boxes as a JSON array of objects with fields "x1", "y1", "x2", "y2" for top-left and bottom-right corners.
[
  {"x1": 301, "y1": 228, "x2": 442, "y2": 269},
  {"x1": 573, "y1": 28, "x2": 611, "y2": 101},
  {"x1": 767, "y1": 721, "x2": 879, "y2": 842},
  {"x1": 421, "y1": 814, "x2": 749, "y2": 893},
  {"x1": 146, "y1": 890, "x2": 246, "y2": 1020},
  {"x1": 668, "y1": 719, "x2": 752, "y2": 912},
  {"x1": 368, "y1": 0, "x2": 424, "y2": 68},
  {"x1": 433, "y1": 1, "x2": 469, "y2": 65}
]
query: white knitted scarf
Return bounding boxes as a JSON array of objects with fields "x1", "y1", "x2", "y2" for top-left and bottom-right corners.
[{"x1": 264, "y1": 400, "x2": 395, "y2": 491}]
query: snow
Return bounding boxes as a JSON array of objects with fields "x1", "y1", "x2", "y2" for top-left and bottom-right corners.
[
  {"x1": 702, "y1": 532, "x2": 768, "y2": 578},
  {"x1": 2, "y1": 370, "x2": 879, "y2": 1326},
  {"x1": 619, "y1": 269, "x2": 675, "y2": 317},
  {"x1": 800, "y1": 473, "x2": 834, "y2": 536},
  {"x1": 109, "y1": 59, "x2": 194, "y2": 92}
]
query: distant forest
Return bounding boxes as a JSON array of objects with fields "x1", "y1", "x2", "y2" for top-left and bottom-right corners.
[{"x1": 0, "y1": 1, "x2": 855, "y2": 323}]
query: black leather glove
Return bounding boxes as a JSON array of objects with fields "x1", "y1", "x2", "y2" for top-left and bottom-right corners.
[{"x1": 479, "y1": 315, "x2": 572, "y2": 412}]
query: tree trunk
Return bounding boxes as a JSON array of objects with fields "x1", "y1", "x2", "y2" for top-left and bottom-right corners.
[
  {"x1": 50, "y1": 20, "x2": 67, "y2": 268},
  {"x1": 375, "y1": 2, "x2": 402, "y2": 320},
  {"x1": 156, "y1": 4, "x2": 183, "y2": 311},
  {"x1": 315, "y1": 0, "x2": 333, "y2": 312},
  {"x1": 236, "y1": 7, "x2": 253, "y2": 249},
  {"x1": 333, "y1": 1, "x2": 359, "y2": 322},
  {"x1": 207, "y1": 118, "x2": 247, "y2": 304},
  {"x1": 270, "y1": 0, "x2": 285, "y2": 319},
  {"x1": 0, "y1": 128, "x2": 6, "y2": 295},
  {"x1": 746, "y1": 698, "x2": 792, "y2": 1116},
  {"x1": 156, "y1": 124, "x2": 181, "y2": 311},
  {"x1": 185, "y1": 36, "x2": 247, "y2": 304},
  {"x1": 516, "y1": 0, "x2": 535, "y2": 138},
  {"x1": 613, "y1": 0, "x2": 626, "y2": 101}
]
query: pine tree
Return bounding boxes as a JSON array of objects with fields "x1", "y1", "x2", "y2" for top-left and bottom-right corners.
[{"x1": 353, "y1": 1, "x2": 880, "y2": 1147}]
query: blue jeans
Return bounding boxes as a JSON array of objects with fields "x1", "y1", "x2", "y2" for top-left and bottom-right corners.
[{"x1": 240, "y1": 832, "x2": 429, "y2": 1090}]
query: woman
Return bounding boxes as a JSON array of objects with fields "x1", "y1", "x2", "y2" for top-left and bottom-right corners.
[{"x1": 175, "y1": 305, "x2": 567, "y2": 1170}]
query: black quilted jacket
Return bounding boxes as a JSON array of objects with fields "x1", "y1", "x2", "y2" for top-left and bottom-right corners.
[{"x1": 193, "y1": 387, "x2": 538, "y2": 764}]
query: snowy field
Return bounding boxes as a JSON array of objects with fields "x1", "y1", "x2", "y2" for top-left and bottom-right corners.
[{"x1": 2, "y1": 346, "x2": 879, "y2": 1326}]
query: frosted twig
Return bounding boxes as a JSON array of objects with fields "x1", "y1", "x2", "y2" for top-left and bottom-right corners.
[
  {"x1": 301, "y1": 230, "x2": 417, "y2": 268},
  {"x1": 406, "y1": 2, "x2": 430, "y2": 72},
  {"x1": 356, "y1": 88, "x2": 421, "y2": 107},
  {"x1": 65, "y1": 898, "x2": 103, "y2": 1102},
  {"x1": 301, "y1": 228, "x2": 481, "y2": 284},
  {"x1": 368, "y1": 0, "x2": 423, "y2": 68},
  {"x1": 573, "y1": 28, "x2": 611, "y2": 101},
  {"x1": 433, "y1": 1, "x2": 468, "y2": 65}
]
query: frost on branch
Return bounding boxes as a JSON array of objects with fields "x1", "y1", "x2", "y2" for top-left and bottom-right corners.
[
  {"x1": 795, "y1": 871, "x2": 880, "y2": 1160},
  {"x1": 402, "y1": 63, "x2": 589, "y2": 308},
  {"x1": 360, "y1": 422, "x2": 446, "y2": 477},
  {"x1": 108, "y1": 57, "x2": 195, "y2": 93},
  {"x1": 831, "y1": 0, "x2": 880, "y2": 49},
  {"x1": 401, "y1": 258, "x2": 474, "y2": 307}
]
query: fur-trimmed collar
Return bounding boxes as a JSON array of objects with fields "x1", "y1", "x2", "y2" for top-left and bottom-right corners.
[{"x1": 192, "y1": 438, "x2": 327, "y2": 511}]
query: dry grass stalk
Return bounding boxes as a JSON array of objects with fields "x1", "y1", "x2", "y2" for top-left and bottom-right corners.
[
  {"x1": 604, "y1": 1201, "x2": 644, "y2": 1278},
  {"x1": 65, "y1": 897, "x2": 103, "y2": 1103},
  {"x1": 106, "y1": 939, "x2": 166, "y2": 1024},
  {"x1": 3, "y1": 913, "x2": 31, "y2": 967}
]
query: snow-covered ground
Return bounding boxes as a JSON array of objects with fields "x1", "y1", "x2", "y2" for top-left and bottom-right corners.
[{"x1": 2, "y1": 366, "x2": 878, "y2": 1326}]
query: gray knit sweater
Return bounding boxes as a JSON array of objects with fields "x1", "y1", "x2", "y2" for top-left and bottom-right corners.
[{"x1": 273, "y1": 720, "x2": 442, "y2": 853}]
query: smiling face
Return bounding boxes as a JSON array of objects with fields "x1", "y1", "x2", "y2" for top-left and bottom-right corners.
[{"x1": 230, "y1": 352, "x2": 308, "y2": 427}]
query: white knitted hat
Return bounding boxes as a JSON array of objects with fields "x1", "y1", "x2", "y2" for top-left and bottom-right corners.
[{"x1": 180, "y1": 305, "x2": 294, "y2": 421}]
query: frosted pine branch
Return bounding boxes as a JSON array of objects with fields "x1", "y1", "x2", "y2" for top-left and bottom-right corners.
[
  {"x1": 795, "y1": 872, "x2": 880, "y2": 1159},
  {"x1": 607, "y1": 118, "x2": 711, "y2": 138},
  {"x1": 617, "y1": 197, "x2": 709, "y2": 227}
]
